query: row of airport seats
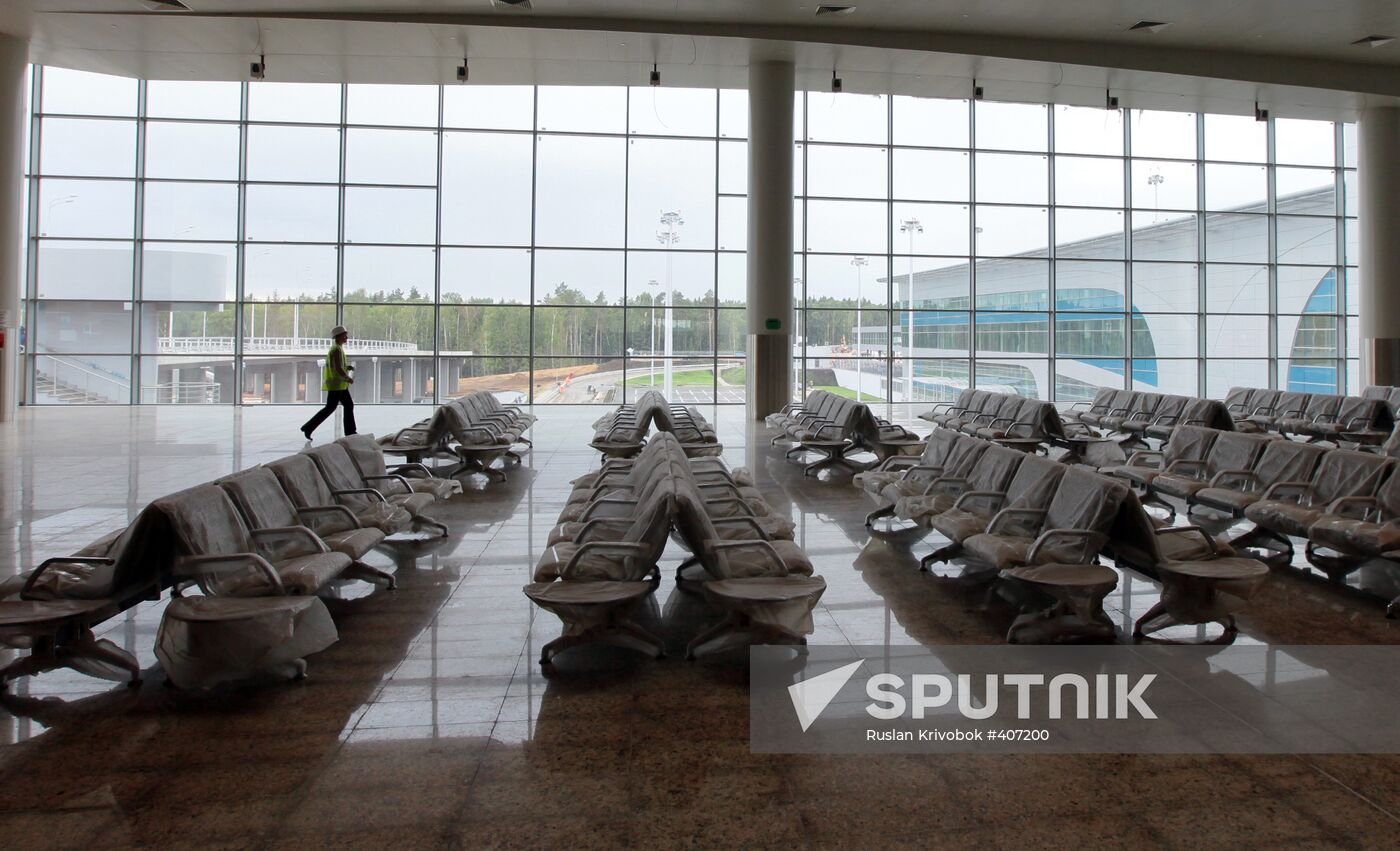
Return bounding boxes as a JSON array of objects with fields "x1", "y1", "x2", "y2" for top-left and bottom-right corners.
[
  {"x1": 589, "y1": 390, "x2": 722, "y2": 459},
  {"x1": 1106, "y1": 423, "x2": 1400, "y2": 615},
  {"x1": 1063, "y1": 388, "x2": 1234, "y2": 447},
  {"x1": 921, "y1": 390, "x2": 1072, "y2": 450},
  {"x1": 1222, "y1": 386, "x2": 1395, "y2": 444},
  {"x1": 767, "y1": 390, "x2": 922, "y2": 476},
  {"x1": 375, "y1": 390, "x2": 535, "y2": 482},
  {"x1": 525, "y1": 433, "x2": 825, "y2": 661},
  {"x1": 853, "y1": 429, "x2": 1269, "y2": 641},
  {"x1": 0, "y1": 435, "x2": 458, "y2": 691}
]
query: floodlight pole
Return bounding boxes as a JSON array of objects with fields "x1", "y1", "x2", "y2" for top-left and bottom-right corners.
[
  {"x1": 851, "y1": 256, "x2": 868, "y2": 400},
  {"x1": 899, "y1": 217, "x2": 923, "y2": 406},
  {"x1": 657, "y1": 211, "x2": 684, "y2": 398}
]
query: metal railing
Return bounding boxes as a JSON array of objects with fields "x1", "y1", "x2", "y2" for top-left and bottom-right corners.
[
  {"x1": 140, "y1": 382, "x2": 222, "y2": 405},
  {"x1": 157, "y1": 337, "x2": 419, "y2": 355},
  {"x1": 33, "y1": 354, "x2": 131, "y2": 404}
]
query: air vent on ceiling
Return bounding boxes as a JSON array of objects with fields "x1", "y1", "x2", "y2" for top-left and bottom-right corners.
[
  {"x1": 141, "y1": 0, "x2": 191, "y2": 10},
  {"x1": 1353, "y1": 34, "x2": 1395, "y2": 48},
  {"x1": 1127, "y1": 20, "x2": 1171, "y2": 33},
  {"x1": 816, "y1": 5, "x2": 856, "y2": 15},
  {"x1": 491, "y1": 0, "x2": 533, "y2": 8}
]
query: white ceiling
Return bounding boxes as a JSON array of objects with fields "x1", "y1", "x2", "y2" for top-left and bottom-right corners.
[{"x1": 7, "y1": 0, "x2": 1400, "y2": 120}]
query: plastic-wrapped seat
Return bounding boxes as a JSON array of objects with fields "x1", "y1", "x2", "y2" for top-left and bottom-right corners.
[
  {"x1": 268, "y1": 453, "x2": 413, "y2": 536},
  {"x1": 853, "y1": 428, "x2": 959, "y2": 498},
  {"x1": 1148, "y1": 431, "x2": 1272, "y2": 515},
  {"x1": 1190, "y1": 439, "x2": 1329, "y2": 518},
  {"x1": 1235, "y1": 450, "x2": 1393, "y2": 568},
  {"x1": 1106, "y1": 493, "x2": 1271, "y2": 642},
  {"x1": 156, "y1": 595, "x2": 338, "y2": 689},
  {"x1": 526, "y1": 479, "x2": 675, "y2": 664},
  {"x1": 155, "y1": 483, "x2": 352, "y2": 597},
  {"x1": 338, "y1": 434, "x2": 460, "y2": 501},
  {"x1": 1144, "y1": 398, "x2": 1232, "y2": 443},
  {"x1": 0, "y1": 513, "x2": 172, "y2": 690},
  {"x1": 1100, "y1": 392, "x2": 1162, "y2": 434},
  {"x1": 441, "y1": 401, "x2": 516, "y2": 481},
  {"x1": 1301, "y1": 395, "x2": 1391, "y2": 444},
  {"x1": 893, "y1": 443, "x2": 1024, "y2": 526},
  {"x1": 1062, "y1": 387, "x2": 1116, "y2": 426},
  {"x1": 219, "y1": 466, "x2": 395, "y2": 590},
  {"x1": 864, "y1": 434, "x2": 989, "y2": 528},
  {"x1": 309, "y1": 444, "x2": 449, "y2": 536},
  {"x1": 920, "y1": 388, "x2": 978, "y2": 425},
  {"x1": 920, "y1": 454, "x2": 1067, "y2": 570},
  {"x1": 961, "y1": 466, "x2": 1131, "y2": 571},
  {"x1": 1120, "y1": 394, "x2": 1185, "y2": 442},
  {"x1": 1307, "y1": 462, "x2": 1400, "y2": 591},
  {"x1": 671, "y1": 478, "x2": 824, "y2": 659},
  {"x1": 376, "y1": 406, "x2": 451, "y2": 465},
  {"x1": 1274, "y1": 394, "x2": 1341, "y2": 437},
  {"x1": 1104, "y1": 424, "x2": 1220, "y2": 516},
  {"x1": 768, "y1": 390, "x2": 825, "y2": 430},
  {"x1": 1079, "y1": 390, "x2": 1138, "y2": 430}
]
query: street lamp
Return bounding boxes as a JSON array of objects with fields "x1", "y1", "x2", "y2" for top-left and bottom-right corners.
[
  {"x1": 850, "y1": 256, "x2": 868, "y2": 400},
  {"x1": 899, "y1": 217, "x2": 923, "y2": 407},
  {"x1": 1147, "y1": 172, "x2": 1165, "y2": 223},
  {"x1": 647, "y1": 278, "x2": 661, "y2": 390},
  {"x1": 656, "y1": 210, "x2": 684, "y2": 398}
]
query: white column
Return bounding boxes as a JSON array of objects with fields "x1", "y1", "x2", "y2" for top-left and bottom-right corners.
[
  {"x1": 0, "y1": 35, "x2": 27, "y2": 422},
  {"x1": 745, "y1": 60, "x2": 795, "y2": 419},
  {"x1": 1359, "y1": 107, "x2": 1400, "y2": 387}
]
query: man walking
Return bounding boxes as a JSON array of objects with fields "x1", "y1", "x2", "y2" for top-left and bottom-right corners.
[{"x1": 301, "y1": 325, "x2": 355, "y2": 439}]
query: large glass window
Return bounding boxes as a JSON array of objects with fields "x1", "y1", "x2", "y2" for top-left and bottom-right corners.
[{"x1": 23, "y1": 67, "x2": 1356, "y2": 406}]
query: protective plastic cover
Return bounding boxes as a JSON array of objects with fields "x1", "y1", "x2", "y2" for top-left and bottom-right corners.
[{"x1": 156, "y1": 595, "x2": 338, "y2": 689}]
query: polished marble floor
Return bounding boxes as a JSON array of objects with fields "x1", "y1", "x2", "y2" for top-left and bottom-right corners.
[{"x1": 2, "y1": 404, "x2": 1400, "y2": 848}]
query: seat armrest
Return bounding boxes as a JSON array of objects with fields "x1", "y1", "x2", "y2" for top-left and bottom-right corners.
[
  {"x1": 899, "y1": 464, "x2": 947, "y2": 480},
  {"x1": 700, "y1": 496, "x2": 759, "y2": 516},
  {"x1": 1068, "y1": 401, "x2": 1092, "y2": 411},
  {"x1": 1025, "y1": 528, "x2": 1105, "y2": 565},
  {"x1": 251, "y1": 525, "x2": 331, "y2": 555},
  {"x1": 177, "y1": 553, "x2": 287, "y2": 595},
  {"x1": 1151, "y1": 413, "x2": 1180, "y2": 426},
  {"x1": 920, "y1": 476, "x2": 968, "y2": 497},
  {"x1": 986, "y1": 508, "x2": 1047, "y2": 536},
  {"x1": 1207, "y1": 469, "x2": 1259, "y2": 490},
  {"x1": 363, "y1": 473, "x2": 415, "y2": 493},
  {"x1": 20, "y1": 556, "x2": 115, "y2": 600},
  {"x1": 562, "y1": 542, "x2": 650, "y2": 576},
  {"x1": 578, "y1": 496, "x2": 640, "y2": 520},
  {"x1": 1326, "y1": 495, "x2": 1381, "y2": 521},
  {"x1": 951, "y1": 491, "x2": 1006, "y2": 513},
  {"x1": 334, "y1": 487, "x2": 389, "y2": 504},
  {"x1": 709, "y1": 517, "x2": 773, "y2": 539},
  {"x1": 1154, "y1": 525, "x2": 1219, "y2": 558},
  {"x1": 570, "y1": 518, "x2": 633, "y2": 543},
  {"x1": 1007, "y1": 422, "x2": 1039, "y2": 438},
  {"x1": 387, "y1": 462, "x2": 434, "y2": 479},
  {"x1": 1164, "y1": 459, "x2": 1207, "y2": 477},
  {"x1": 1260, "y1": 481, "x2": 1313, "y2": 503},
  {"x1": 703, "y1": 540, "x2": 787, "y2": 574},
  {"x1": 1125, "y1": 450, "x2": 1164, "y2": 468},
  {"x1": 296, "y1": 504, "x2": 362, "y2": 532},
  {"x1": 874, "y1": 456, "x2": 922, "y2": 473}
]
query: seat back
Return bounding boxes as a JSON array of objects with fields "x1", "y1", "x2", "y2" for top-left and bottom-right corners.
[
  {"x1": 338, "y1": 433, "x2": 391, "y2": 480},
  {"x1": 1043, "y1": 467, "x2": 1132, "y2": 538},
  {"x1": 1205, "y1": 432, "x2": 1272, "y2": 477},
  {"x1": 1130, "y1": 393, "x2": 1163, "y2": 417},
  {"x1": 1362, "y1": 385, "x2": 1391, "y2": 402},
  {"x1": 921, "y1": 428, "x2": 960, "y2": 464},
  {"x1": 966, "y1": 444, "x2": 1024, "y2": 493},
  {"x1": 1164, "y1": 425, "x2": 1218, "y2": 466},
  {"x1": 307, "y1": 444, "x2": 378, "y2": 510},
  {"x1": 1223, "y1": 387, "x2": 1253, "y2": 413},
  {"x1": 1336, "y1": 396, "x2": 1386, "y2": 431},
  {"x1": 1301, "y1": 394, "x2": 1341, "y2": 421},
  {"x1": 942, "y1": 435, "x2": 990, "y2": 478},
  {"x1": 1387, "y1": 388, "x2": 1400, "y2": 419},
  {"x1": 153, "y1": 483, "x2": 256, "y2": 559},
  {"x1": 1267, "y1": 391, "x2": 1310, "y2": 420},
  {"x1": 1151, "y1": 395, "x2": 1187, "y2": 423},
  {"x1": 1003, "y1": 454, "x2": 1068, "y2": 511},
  {"x1": 1182, "y1": 398, "x2": 1233, "y2": 430},
  {"x1": 1086, "y1": 387, "x2": 1116, "y2": 411},
  {"x1": 1251, "y1": 440, "x2": 1329, "y2": 489},
  {"x1": 1308, "y1": 450, "x2": 1392, "y2": 506},
  {"x1": 1109, "y1": 390, "x2": 1140, "y2": 413},
  {"x1": 1246, "y1": 389, "x2": 1280, "y2": 415},
  {"x1": 563, "y1": 477, "x2": 676, "y2": 582},
  {"x1": 268, "y1": 453, "x2": 339, "y2": 510},
  {"x1": 218, "y1": 466, "x2": 301, "y2": 530}
]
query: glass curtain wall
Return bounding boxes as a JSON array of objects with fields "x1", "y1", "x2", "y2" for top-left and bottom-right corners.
[
  {"x1": 795, "y1": 94, "x2": 1357, "y2": 407},
  {"x1": 24, "y1": 67, "x2": 745, "y2": 405},
  {"x1": 22, "y1": 66, "x2": 1358, "y2": 407}
]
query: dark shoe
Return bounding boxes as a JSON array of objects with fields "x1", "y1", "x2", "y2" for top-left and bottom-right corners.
[{"x1": 301, "y1": 428, "x2": 313, "y2": 441}]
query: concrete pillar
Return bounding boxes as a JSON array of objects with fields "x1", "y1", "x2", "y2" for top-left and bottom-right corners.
[
  {"x1": 0, "y1": 35, "x2": 27, "y2": 422},
  {"x1": 745, "y1": 60, "x2": 795, "y2": 419},
  {"x1": 270, "y1": 363, "x2": 296, "y2": 403},
  {"x1": 1359, "y1": 107, "x2": 1400, "y2": 387}
]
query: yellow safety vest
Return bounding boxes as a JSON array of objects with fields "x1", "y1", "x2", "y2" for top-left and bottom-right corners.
[{"x1": 322, "y1": 343, "x2": 349, "y2": 392}]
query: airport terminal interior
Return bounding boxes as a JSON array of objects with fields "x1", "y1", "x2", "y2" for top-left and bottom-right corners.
[{"x1": 4, "y1": 1, "x2": 1400, "y2": 848}]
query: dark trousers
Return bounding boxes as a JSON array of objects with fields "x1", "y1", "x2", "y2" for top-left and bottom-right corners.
[{"x1": 303, "y1": 389, "x2": 356, "y2": 436}]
